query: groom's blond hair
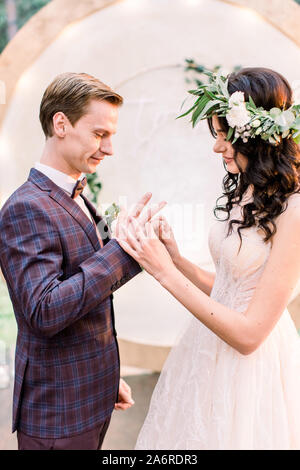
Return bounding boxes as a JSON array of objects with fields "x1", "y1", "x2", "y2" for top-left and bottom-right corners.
[{"x1": 39, "y1": 72, "x2": 123, "y2": 138}]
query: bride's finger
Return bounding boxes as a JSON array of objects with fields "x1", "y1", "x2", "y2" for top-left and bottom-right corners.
[
  {"x1": 114, "y1": 207, "x2": 128, "y2": 237},
  {"x1": 157, "y1": 215, "x2": 173, "y2": 239},
  {"x1": 150, "y1": 216, "x2": 167, "y2": 238},
  {"x1": 117, "y1": 205, "x2": 127, "y2": 222},
  {"x1": 139, "y1": 201, "x2": 167, "y2": 226},
  {"x1": 145, "y1": 221, "x2": 158, "y2": 240},
  {"x1": 127, "y1": 223, "x2": 143, "y2": 250},
  {"x1": 135, "y1": 219, "x2": 148, "y2": 242},
  {"x1": 129, "y1": 216, "x2": 147, "y2": 240},
  {"x1": 129, "y1": 192, "x2": 152, "y2": 218}
]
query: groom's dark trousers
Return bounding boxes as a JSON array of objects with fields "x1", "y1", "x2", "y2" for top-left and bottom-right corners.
[{"x1": 0, "y1": 168, "x2": 141, "y2": 449}]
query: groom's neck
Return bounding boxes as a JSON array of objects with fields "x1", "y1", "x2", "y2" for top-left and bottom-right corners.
[{"x1": 40, "y1": 140, "x2": 81, "y2": 180}]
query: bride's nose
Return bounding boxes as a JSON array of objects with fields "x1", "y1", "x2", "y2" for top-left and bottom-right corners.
[{"x1": 213, "y1": 137, "x2": 227, "y2": 154}]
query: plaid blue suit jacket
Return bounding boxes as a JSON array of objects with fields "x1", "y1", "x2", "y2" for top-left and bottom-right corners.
[{"x1": 0, "y1": 168, "x2": 141, "y2": 438}]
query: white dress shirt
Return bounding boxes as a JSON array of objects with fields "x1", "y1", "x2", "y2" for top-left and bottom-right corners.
[{"x1": 34, "y1": 162, "x2": 93, "y2": 223}]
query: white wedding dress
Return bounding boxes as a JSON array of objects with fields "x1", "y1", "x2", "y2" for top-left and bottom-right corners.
[{"x1": 135, "y1": 186, "x2": 300, "y2": 450}]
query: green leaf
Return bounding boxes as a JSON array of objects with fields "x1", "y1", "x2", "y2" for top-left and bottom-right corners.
[
  {"x1": 187, "y1": 96, "x2": 210, "y2": 124},
  {"x1": 292, "y1": 104, "x2": 300, "y2": 113},
  {"x1": 226, "y1": 127, "x2": 234, "y2": 141},
  {"x1": 203, "y1": 89, "x2": 219, "y2": 100},
  {"x1": 262, "y1": 121, "x2": 272, "y2": 131},
  {"x1": 268, "y1": 124, "x2": 277, "y2": 134},
  {"x1": 177, "y1": 100, "x2": 200, "y2": 119},
  {"x1": 270, "y1": 107, "x2": 281, "y2": 119},
  {"x1": 194, "y1": 99, "x2": 220, "y2": 124},
  {"x1": 275, "y1": 110, "x2": 295, "y2": 130},
  {"x1": 292, "y1": 116, "x2": 300, "y2": 130},
  {"x1": 292, "y1": 129, "x2": 300, "y2": 138},
  {"x1": 188, "y1": 89, "x2": 203, "y2": 96},
  {"x1": 218, "y1": 77, "x2": 229, "y2": 99},
  {"x1": 248, "y1": 95, "x2": 256, "y2": 109},
  {"x1": 282, "y1": 110, "x2": 295, "y2": 125},
  {"x1": 292, "y1": 131, "x2": 300, "y2": 145},
  {"x1": 203, "y1": 70, "x2": 214, "y2": 80}
]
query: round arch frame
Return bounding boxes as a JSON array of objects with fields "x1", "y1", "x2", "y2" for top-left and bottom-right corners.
[{"x1": 0, "y1": 0, "x2": 300, "y2": 130}]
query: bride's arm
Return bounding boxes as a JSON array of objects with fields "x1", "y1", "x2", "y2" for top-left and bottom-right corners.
[
  {"x1": 151, "y1": 215, "x2": 215, "y2": 296},
  {"x1": 117, "y1": 205, "x2": 300, "y2": 356},
  {"x1": 174, "y1": 256, "x2": 215, "y2": 297},
  {"x1": 157, "y1": 266, "x2": 250, "y2": 354}
]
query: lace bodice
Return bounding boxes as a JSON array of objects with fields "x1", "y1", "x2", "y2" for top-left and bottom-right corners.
[{"x1": 208, "y1": 185, "x2": 300, "y2": 313}]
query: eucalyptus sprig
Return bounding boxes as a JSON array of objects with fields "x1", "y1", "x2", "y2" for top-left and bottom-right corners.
[
  {"x1": 104, "y1": 203, "x2": 120, "y2": 232},
  {"x1": 178, "y1": 69, "x2": 230, "y2": 128}
]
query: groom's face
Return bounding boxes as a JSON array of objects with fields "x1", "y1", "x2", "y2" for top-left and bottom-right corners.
[{"x1": 61, "y1": 99, "x2": 119, "y2": 175}]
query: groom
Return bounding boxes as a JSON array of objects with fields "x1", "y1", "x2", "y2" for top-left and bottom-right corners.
[{"x1": 0, "y1": 72, "x2": 162, "y2": 450}]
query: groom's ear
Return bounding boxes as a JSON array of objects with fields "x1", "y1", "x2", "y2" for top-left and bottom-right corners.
[{"x1": 52, "y1": 112, "x2": 68, "y2": 138}]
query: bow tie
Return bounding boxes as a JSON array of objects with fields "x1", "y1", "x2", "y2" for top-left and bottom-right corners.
[{"x1": 71, "y1": 176, "x2": 87, "y2": 199}]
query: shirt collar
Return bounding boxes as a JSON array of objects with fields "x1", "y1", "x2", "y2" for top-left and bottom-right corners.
[{"x1": 34, "y1": 162, "x2": 85, "y2": 195}]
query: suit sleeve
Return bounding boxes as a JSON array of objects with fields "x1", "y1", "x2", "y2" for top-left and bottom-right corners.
[{"x1": 0, "y1": 199, "x2": 141, "y2": 338}]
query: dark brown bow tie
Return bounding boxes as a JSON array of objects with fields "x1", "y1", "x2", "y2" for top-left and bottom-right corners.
[{"x1": 71, "y1": 176, "x2": 87, "y2": 199}]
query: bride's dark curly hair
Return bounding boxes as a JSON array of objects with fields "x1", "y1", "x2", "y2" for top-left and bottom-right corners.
[{"x1": 208, "y1": 67, "x2": 300, "y2": 253}]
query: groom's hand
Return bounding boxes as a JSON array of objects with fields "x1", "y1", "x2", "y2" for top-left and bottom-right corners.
[
  {"x1": 114, "y1": 378, "x2": 135, "y2": 411},
  {"x1": 114, "y1": 192, "x2": 167, "y2": 241}
]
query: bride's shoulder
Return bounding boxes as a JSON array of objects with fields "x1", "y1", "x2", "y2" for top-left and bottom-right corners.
[
  {"x1": 274, "y1": 190, "x2": 300, "y2": 227},
  {"x1": 285, "y1": 190, "x2": 300, "y2": 208},
  {"x1": 278, "y1": 190, "x2": 300, "y2": 217}
]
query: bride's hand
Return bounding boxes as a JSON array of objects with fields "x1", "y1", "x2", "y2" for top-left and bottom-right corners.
[
  {"x1": 113, "y1": 192, "x2": 166, "y2": 240},
  {"x1": 151, "y1": 215, "x2": 181, "y2": 266},
  {"x1": 116, "y1": 216, "x2": 176, "y2": 282}
]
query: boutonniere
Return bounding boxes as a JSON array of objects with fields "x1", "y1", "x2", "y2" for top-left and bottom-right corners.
[{"x1": 104, "y1": 203, "x2": 120, "y2": 233}]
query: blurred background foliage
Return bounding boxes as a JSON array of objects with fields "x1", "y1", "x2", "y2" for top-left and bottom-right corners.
[{"x1": 0, "y1": 0, "x2": 52, "y2": 53}]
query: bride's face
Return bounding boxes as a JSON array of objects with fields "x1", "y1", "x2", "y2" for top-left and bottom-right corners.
[{"x1": 211, "y1": 115, "x2": 248, "y2": 174}]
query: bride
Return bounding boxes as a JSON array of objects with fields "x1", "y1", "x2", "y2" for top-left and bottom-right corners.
[{"x1": 115, "y1": 67, "x2": 300, "y2": 450}]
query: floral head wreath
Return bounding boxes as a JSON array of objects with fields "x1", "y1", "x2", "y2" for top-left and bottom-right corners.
[{"x1": 178, "y1": 69, "x2": 300, "y2": 146}]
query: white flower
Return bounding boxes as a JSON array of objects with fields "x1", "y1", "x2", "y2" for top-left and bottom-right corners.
[
  {"x1": 228, "y1": 91, "x2": 245, "y2": 107},
  {"x1": 226, "y1": 91, "x2": 251, "y2": 129},
  {"x1": 292, "y1": 80, "x2": 300, "y2": 106},
  {"x1": 226, "y1": 105, "x2": 251, "y2": 128},
  {"x1": 251, "y1": 119, "x2": 261, "y2": 128}
]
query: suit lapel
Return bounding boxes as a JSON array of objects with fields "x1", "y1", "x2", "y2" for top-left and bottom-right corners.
[
  {"x1": 80, "y1": 194, "x2": 112, "y2": 245},
  {"x1": 28, "y1": 168, "x2": 109, "y2": 251}
]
